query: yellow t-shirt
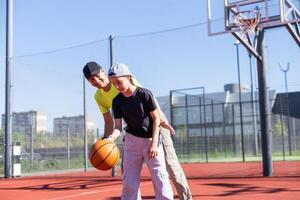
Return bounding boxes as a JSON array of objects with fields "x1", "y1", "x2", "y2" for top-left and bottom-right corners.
[{"x1": 95, "y1": 78, "x2": 141, "y2": 114}]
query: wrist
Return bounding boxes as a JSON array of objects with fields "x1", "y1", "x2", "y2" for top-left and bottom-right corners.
[
  {"x1": 108, "y1": 134, "x2": 115, "y2": 141},
  {"x1": 151, "y1": 139, "x2": 158, "y2": 145}
]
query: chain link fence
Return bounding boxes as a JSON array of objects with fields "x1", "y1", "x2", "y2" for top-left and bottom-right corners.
[{"x1": 170, "y1": 88, "x2": 300, "y2": 164}]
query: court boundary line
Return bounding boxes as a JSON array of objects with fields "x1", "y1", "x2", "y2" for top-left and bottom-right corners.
[{"x1": 44, "y1": 181, "x2": 152, "y2": 200}]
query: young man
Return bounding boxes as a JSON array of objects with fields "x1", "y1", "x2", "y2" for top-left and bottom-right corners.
[{"x1": 83, "y1": 61, "x2": 192, "y2": 200}]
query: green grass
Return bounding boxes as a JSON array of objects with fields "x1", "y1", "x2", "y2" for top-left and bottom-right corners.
[{"x1": 177, "y1": 150, "x2": 300, "y2": 163}]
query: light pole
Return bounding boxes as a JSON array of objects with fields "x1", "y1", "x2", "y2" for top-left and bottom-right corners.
[
  {"x1": 279, "y1": 63, "x2": 292, "y2": 156},
  {"x1": 249, "y1": 53, "x2": 258, "y2": 155},
  {"x1": 234, "y1": 41, "x2": 245, "y2": 162}
]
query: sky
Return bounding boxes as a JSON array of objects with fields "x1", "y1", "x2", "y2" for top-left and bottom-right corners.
[{"x1": 0, "y1": 0, "x2": 299, "y2": 131}]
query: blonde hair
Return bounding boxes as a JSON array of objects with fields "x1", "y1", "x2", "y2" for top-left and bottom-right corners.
[{"x1": 128, "y1": 76, "x2": 135, "y2": 85}]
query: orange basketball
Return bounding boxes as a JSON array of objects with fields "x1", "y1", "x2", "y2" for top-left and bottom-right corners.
[{"x1": 89, "y1": 139, "x2": 120, "y2": 170}]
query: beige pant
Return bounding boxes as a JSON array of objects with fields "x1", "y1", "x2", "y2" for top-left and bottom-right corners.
[
  {"x1": 122, "y1": 133, "x2": 174, "y2": 200},
  {"x1": 161, "y1": 128, "x2": 192, "y2": 200}
]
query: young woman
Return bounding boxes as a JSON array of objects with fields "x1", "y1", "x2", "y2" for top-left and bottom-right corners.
[{"x1": 108, "y1": 63, "x2": 173, "y2": 200}]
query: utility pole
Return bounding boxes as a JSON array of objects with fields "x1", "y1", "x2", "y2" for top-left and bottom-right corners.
[
  {"x1": 109, "y1": 35, "x2": 117, "y2": 177},
  {"x1": 109, "y1": 35, "x2": 114, "y2": 68}
]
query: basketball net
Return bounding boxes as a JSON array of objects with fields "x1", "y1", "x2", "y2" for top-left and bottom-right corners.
[{"x1": 234, "y1": 10, "x2": 261, "y2": 37}]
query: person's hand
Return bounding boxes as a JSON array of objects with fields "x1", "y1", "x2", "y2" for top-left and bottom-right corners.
[
  {"x1": 103, "y1": 137, "x2": 114, "y2": 142},
  {"x1": 160, "y1": 121, "x2": 175, "y2": 135},
  {"x1": 101, "y1": 135, "x2": 114, "y2": 142},
  {"x1": 148, "y1": 142, "x2": 158, "y2": 158}
]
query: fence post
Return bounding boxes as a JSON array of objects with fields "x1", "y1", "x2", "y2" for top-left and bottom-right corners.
[
  {"x1": 203, "y1": 95, "x2": 208, "y2": 163},
  {"x1": 185, "y1": 94, "x2": 190, "y2": 160},
  {"x1": 280, "y1": 102, "x2": 286, "y2": 161},
  {"x1": 199, "y1": 98, "x2": 203, "y2": 160},
  {"x1": 232, "y1": 104, "x2": 237, "y2": 156},
  {"x1": 222, "y1": 103, "x2": 227, "y2": 157},
  {"x1": 67, "y1": 125, "x2": 70, "y2": 168},
  {"x1": 211, "y1": 100, "x2": 216, "y2": 156}
]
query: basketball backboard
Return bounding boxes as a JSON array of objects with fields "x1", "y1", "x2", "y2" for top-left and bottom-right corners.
[{"x1": 207, "y1": 0, "x2": 300, "y2": 40}]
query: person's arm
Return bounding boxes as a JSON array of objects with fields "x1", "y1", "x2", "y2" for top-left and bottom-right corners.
[
  {"x1": 95, "y1": 93, "x2": 115, "y2": 138},
  {"x1": 106, "y1": 98, "x2": 122, "y2": 141},
  {"x1": 148, "y1": 109, "x2": 161, "y2": 158},
  {"x1": 153, "y1": 98, "x2": 175, "y2": 135},
  {"x1": 102, "y1": 111, "x2": 114, "y2": 138},
  {"x1": 108, "y1": 118, "x2": 122, "y2": 141}
]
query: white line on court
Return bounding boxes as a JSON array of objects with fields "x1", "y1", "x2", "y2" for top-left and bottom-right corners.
[
  {"x1": 45, "y1": 182, "x2": 152, "y2": 200},
  {"x1": 0, "y1": 180, "x2": 25, "y2": 185}
]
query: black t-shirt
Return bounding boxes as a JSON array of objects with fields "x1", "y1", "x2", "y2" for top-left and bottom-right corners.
[{"x1": 112, "y1": 87, "x2": 157, "y2": 138}]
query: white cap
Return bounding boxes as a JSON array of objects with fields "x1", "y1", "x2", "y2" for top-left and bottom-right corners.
[{"x1": 108, "y1": 63, "x2": 134, "y2": 77}]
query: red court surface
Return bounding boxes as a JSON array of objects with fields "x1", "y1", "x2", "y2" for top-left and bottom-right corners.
[{"x1": 0, "y1": 162, "x2": 299, "y2": 200}]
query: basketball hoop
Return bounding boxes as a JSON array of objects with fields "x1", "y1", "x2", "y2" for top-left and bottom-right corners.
[{"x1": 233, "y1": 10, "x2": 261, "y2": 36}]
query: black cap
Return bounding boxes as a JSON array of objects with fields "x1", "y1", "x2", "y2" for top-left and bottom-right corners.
[{"x1": 83, "y1": 62, "x2": 103, "y2": 79}]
